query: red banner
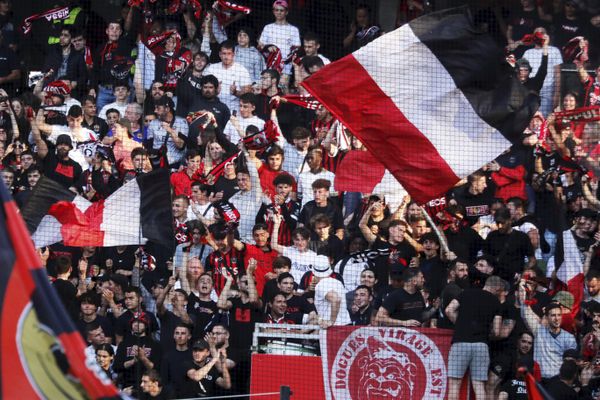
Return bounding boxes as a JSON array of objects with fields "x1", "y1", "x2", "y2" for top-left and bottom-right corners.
[{"x1": 320, "y1": 326, "x2": 453, "y2": 400}]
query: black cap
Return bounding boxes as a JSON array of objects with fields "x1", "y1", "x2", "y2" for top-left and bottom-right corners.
[
  {"x1": 154, "y1": 95, "x2": 174, "y2": 109},
  {"x1": 563, "y1": 349, "x2": 581, "y2": 360},
  {"x1": 56, "y1": 134, "x2": 73, "y2": 149},
  {"x1": 192, "y1": 339, "x2": 209, "y2": 351},
  {"x1": 576, "y1": 208, "x2": 597, "y2": 220},
  {"x1": 152, "y1": 277, "x2": 168, "y2": 288}
]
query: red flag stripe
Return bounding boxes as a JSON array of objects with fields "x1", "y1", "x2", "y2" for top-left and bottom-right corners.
[{"x1": 303, "y1": 54, "x2": 459, "y2": 203}]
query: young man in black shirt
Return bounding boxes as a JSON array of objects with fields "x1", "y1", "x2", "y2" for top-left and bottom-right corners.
[
  {"x1": 160, "y1": 323, "x2": 193, "y2": 398},
  {"x1": 181, "y1": 339, "x2": 231, "y2": 398},
  {"x1": 445, "y1": 275, "x2": 505, "y2": 400},
  {"x1": 349, "y1": 285, "x2": 374, "y2": 326},
  {"x1": 375, "y1": 267, "x2": 426, "y2": 327},
  {"x1": 484, "y1": 207, "x2": 536, "y2": 282}
]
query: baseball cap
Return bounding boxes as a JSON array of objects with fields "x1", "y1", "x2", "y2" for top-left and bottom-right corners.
[
  {"x1": 553, "y1": 291, "x2": 574, "y2": 310},
  {"x1": 273, "y1": 0, "x2": 288, "y2": 9},
  {"x1": 55, "y1": 134, "x2": 73, "y2": 149},
  {"x1": 576, "y1": 208, "x2": 597, "y2": 220},
  {"x1": 155, "y1": 95, "x2": 175, "y2": 109},
  {"x1": 563, "y1": 349, "x2": 581, "y2": 360},
  {"x1": 192, "y1": 339, "x2": 210, "y2": 351},
  {"x1": 312, "y1": 255, "x2": 332, "y2": 278}
]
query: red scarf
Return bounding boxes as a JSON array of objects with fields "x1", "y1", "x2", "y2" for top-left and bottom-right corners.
[
  {"x1": 242, "y1": 120, "x2": 279, "y2": 150},
  {"x1": 555, "y1": 106, "x2": 600, "y2": 129},
  {"x1": 200, "y1": 151, "x2": 241, "y2": 183},
  {"x1": 270, "y1": 94, "x2": 320, "y2": 110},
  {"x1": 213, "y1": 0, "x2": 252, "y2": 27},
  {"x1": 22, "y1": 6, "x2": 69, "y2": 35},
  {"x1": 519, "y1": 32, "x2": 545, "y2": 47}
]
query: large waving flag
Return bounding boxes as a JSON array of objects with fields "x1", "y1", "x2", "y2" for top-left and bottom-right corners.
[
  {"x1": 22, "y1": 169, "x2": 174, "y2": 249},
  {"x1": 302, "y1": 7, "x2": 539, "y2": 203},
  {"x1": 0, "y1": 182, "x2": 121, "y2": 398},
  {"x1": 554, "y1": 229, "x2": 585, "y2": 317}
]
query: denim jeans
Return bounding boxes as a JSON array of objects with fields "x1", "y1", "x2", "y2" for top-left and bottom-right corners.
[{"x1": 96, "y1": 85, "x2": 115, "y2": 111}]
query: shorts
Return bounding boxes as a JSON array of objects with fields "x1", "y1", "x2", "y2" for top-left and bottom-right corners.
[{"x1": 448, "y1": 342, "x2": 490, "y2": 381}]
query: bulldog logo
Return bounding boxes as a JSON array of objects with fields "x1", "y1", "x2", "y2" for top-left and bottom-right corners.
[
  {"x1": 328, "y1": 327, "x2": 446, "y2": 400},
  {"x1": 357, "y1": 337, "x2": 417, "y2": 399}
]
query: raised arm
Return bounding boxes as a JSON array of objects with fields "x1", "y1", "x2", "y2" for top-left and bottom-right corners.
[
  {"x1": 216, "y1": 274, "x2": 234, "y2": 310},
  {"x1": 270, "y1": 213, "x2": 287, "y2": 254}
]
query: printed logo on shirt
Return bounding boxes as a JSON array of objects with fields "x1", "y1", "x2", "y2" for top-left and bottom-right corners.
[
  {"x1": 465, "y1": 205, "x2": 489, "y2": 218},
  {"x1": 235, "y1": 308, "x2": 251, "y2": 322},
  {"x1": 55, "y1": 162, "x2": 74, "y2": 178}
]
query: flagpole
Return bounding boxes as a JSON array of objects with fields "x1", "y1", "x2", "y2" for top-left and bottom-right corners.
[{"x1": 419, "y1": 206, "x2": 450, "y2": 255}]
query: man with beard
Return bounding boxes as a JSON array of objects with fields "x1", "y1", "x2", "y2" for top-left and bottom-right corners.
[
  {"x1": 160, "y1": 323, "x2": 192, "y2": 398},
  {"x1": 188, "y1": 75, "x2": 230, "y2": 131},
  {"x1": 375, "y1": 268, "x2": 426, "y2": 327},
  {"x1": 519, "y1": 289, "x2": 577, "y2": 379},
  {"x1": 445, "y1": 276, "x2": 505, "y2": 400},
  {"x1": 33, "y1": 131, "x2": 82, "y2": 189},
  {"x1": 113, "y1": 312, "x2": 161, "y2": 396},
  {"x1": 147, "y1": 95, "x2": 188, "y2": 169},
  {"x1": 170, "y1": 150, "x2": 202, "y2": 197},
  {"x1": 438, "y1": 262, "x2": 471, "y2": 324}
]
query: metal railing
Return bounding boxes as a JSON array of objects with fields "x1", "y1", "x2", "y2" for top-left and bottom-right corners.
[{"x1": 251, "y1": 323, "x2": 321, "y2": 355}]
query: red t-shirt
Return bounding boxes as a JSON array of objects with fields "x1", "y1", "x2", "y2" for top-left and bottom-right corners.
[{"x1": 244, "y1": 244, "x2": 279, "y2": 296}]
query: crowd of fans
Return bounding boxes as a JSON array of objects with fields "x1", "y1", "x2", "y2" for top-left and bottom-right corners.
[{"x1": 3, "y1": 0, "x2": 600, "y2": 399}]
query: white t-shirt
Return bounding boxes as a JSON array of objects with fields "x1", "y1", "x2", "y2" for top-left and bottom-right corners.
[
  {"x1": 204, "y1": 62, "x2": 252, "y2": 113},
  {"x1": 223, "y1": 115, "x2": 265, "y2": 143},
  {"x1": 298, "y1": 169, "x2": 336, "y2": 207},
  {"x1": 259, "y1": 23, "x2": 301, "y2": 75},
  {"x1": 98, "y1": 102, "x2": 128, "y2": 120},
  {"x1": 281, "y1": 141, "x2": 307, "y2": 180},
  {"x1": 315, "y1": 277, "x2": 351, "y2": 326},
  {"x1": 48, "y1": 125, "x2": 98, "y2": 170},
  {"x1": 283, "y1": 246, "x2": 320, "y2": 283}
]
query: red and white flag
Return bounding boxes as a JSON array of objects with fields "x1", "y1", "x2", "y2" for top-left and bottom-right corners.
[
  {"x1": 302, "y1": 7, "x2": 539, "y2": 203},
  {"x1": 22, "y1": 169, "x2": 174, "y2": 249}
]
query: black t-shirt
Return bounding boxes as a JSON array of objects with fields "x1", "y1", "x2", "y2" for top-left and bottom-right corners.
[
  {"x1": 100, "y1": 246, "x2": 137, "y2": 272},
  {"x1": 382, "y1": 287, "x2": 426, "y2": 323},
  {"x1": 452, "y1": 288, "x2": 502, "y2": 344},
  {"x1": 499, "y1": 379, "x2": 529, "y2": 400},
  {"x1": 542, "y1": 376, "x2": 577, "y2": 400},
  {"x1": 450, "y1": 183, "x2": 495, "y2": 226},
  {"x1": 444, "y1": 227, "x2": 484, "y2": 265},
  {"x1": 82, "y1": 116, "x2": 109, "y2": 140},
  {"x1": 160, "y1": 348, "x2": 193, "y2": 397},
  {"x1": 229, "y1": 297, "x2": 262, "y2": 351},
  {"x1": 188, "y1": 297, "x2": 218, "y2": 339},
  {"x1": 373, "y1": 238, "x2": 417, "y2": 286},
  {"x1": 484, "y1": 230, "x2": 534, "y2": 281},
  {"x1": 43, "y1": 154, "x2": 83, "y2": 189},
  {"x1": 213, "y1": 176, "x2": 239, "y2": 201},
  {"x1": 283, "y1": 294, "x2": 315, "y2": 324},
  {"x1": 52, "y1": 278, "x2": 79, "y2": 320},
  {"x1": 553, "y1": 14, "x2": 593, "y2": 51},
  {"x1": 350, "y1": 305, "x2": 374, "y2": 326},
  {"x1": 298, "y1": 200, "x2": 344, "y2": 232},
  {"x1": 180, "y1": 361, "x2": 220, "y2": 398},
  {"x1": 420, "y1": 256, "x2": 447, "y2": 300}
]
